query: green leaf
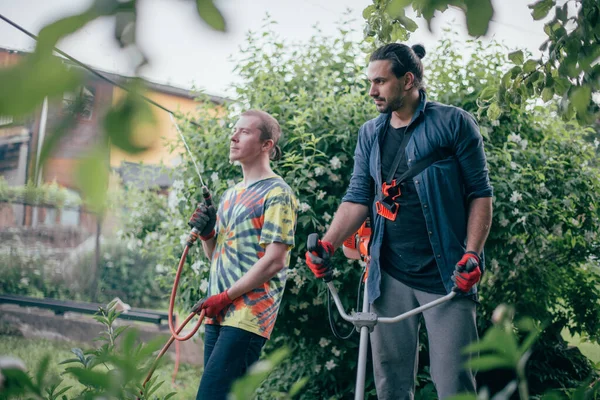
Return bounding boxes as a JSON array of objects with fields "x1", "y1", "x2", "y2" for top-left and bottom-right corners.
[
  {"x1": 229, "y1": 347, "x2": 290, "y2": 400},
  {"x1": 64, "y1": 367, "x2": 112, "y2": 389},
  {"x1": 529, "y1": 0, "x2": 555, "y2": 20},
  {"x1": 104, "y1": 83, "x2": 156, "y2": 154},
  {"x1": 508, "y1": 50, "x2": 524, "y2": 65},
  {"x1": 398, "y1": 14, "x2": 419, "y2": 32},
  {"x1": 541, "y1": 87, "x2": 554, "y2": 102},
  {"x1": 464, "y1": 0, "x2": 494, "y2": 36},
  {"x1": 569, "y1": 85, "x2": 591, "y2": 115},
  {"x1": 196, "y1": 0, "x2": 226, "y2": 32},
  {"x1": 35, "y1": 355, "x2": 51, "y2": 389},
  {"x1": 465, "y1": 354, "x2": 514, "y2": 371},
  {"x1": 386, "y1": 0, "x2": 412, "y2": 18},
  {"x1": 0, "y1": 56, "x2": 82, "y2": 117},
  {"x1": 362, "y1": 4, "x2": 376, "y2": 19},
  {"x1": 487, "y1": 102, "x2": 502, "y2": 120},
  {"x1": 523, "y1": 59, "x2": 539, "y2": 73},
  {"x1": 289, "y1": 377, "x2": 309, "y2": 397},
  {"x1": 479, "y1": 85, "x2": 498, "y2": 101},
  {"x1": 76, "y1": 144, "x2": 109, "y2": 214}
]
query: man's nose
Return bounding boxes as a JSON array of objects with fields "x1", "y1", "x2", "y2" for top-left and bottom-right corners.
[{"x1": 369, "y1": 84, "x2": 378, "y2": 98}]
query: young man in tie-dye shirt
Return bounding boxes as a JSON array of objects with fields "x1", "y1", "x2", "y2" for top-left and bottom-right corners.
[{"x1": 188, "y1": 110, "x2": 298, "y2": 400}]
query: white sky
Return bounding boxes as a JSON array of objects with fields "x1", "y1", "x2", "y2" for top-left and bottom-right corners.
[{"x1": 0, "y1": 0, "x2": 549, "y2": 98}]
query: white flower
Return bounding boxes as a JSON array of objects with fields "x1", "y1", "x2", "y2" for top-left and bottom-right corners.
[
  {"x1": 299, "y1": 314, "x2": 309, "y2": 322},
  {"x1": 331, "y1": 347, "x2": 341, "y2": 357},
  {"x1": 155, "y1": 264, "x2": 167, "y2": 273},
  {"x1": 19, "y1": 277, "x2": 29, "y2": 286},
  {"x1": 323, "y1": 212, "x2": 332, "y2": 222},
  {"x1": 319, "y1": 337, "x2": 331, "y2": 348},
  {"x1": 517, "y1": 215, "x2": 527, "y2": 225},
  {"x1": 227, "y1": 179, "x2": 235, "y2": 187},
  {"x1": 290, "y1": 287, "x2": 300, "y2": 295},
  {"x1": 333, "y1": 268, "x2": 341, "y2": 277},
  {"x1": 308, "y1": 180, "x2": 318, "y2": 190},
  {"x1": 491, "y1": 259, "x2": 499, "y2": 271},
  {"x1": 511, "y1": 208, "x2": 520, "y2": 216},
  {"x1": 299, "y1": 302, "x2": 309, "y2": 310},
  {"x1": 508, "y1": 133, "x2": 522, "y2": 143},
  {"x1": 294, "y1": 328, "x2": 301, "y2": 336},
  {"x1": 300, "y1": 202, "x2": 311, "y2": 213},
  {"x1": 313, "y1": 297, "x2": 324, "y2": 306},
  {"x1": 172, "y1": 179, "x2": 184, "y2": 191},
  {"x1": 314, "y1": 167, "x2": 324, "y2": 176},
  {"x1": 191, "y1": 260, "x2": 202, "y2": 274},
  {"x1": 594, "y1": 138, "x2": 599, "y2": 149},
  {"x1": 317, "y1": 190, "x2": 326, "y2": 200},
  {"x1": 293, "y1": 274, "x2": 305, "y2": 288},
  {"x1": 328, "y1": 172, "x2": 340, "y2": 182},
  {"x1": 510, "y1": 191, "x2": 522, "y2": 203},
  {"x1": 199, "y1": 279, "x2": 209, "y2": 293},
  {"x1": 325, "y1": 360, "x2": 337, "y2": 370},
  {"x1": 510, "y1": 162, "x2": 518, "y2": 170},
  {"x1": 180, "y1": 232, "x2": 189, "y2": 246},
  {"x1": 314, "y1": 364, "x2": 322, "y2": 373},
  {"x1": 330, "y1": 156, "x2": 341, "y2": 170},
  {"x1": 289, "y1": 305, "x2": 297, "y2": 312},
  {"x1": 492, "y1": 119, "x2": 500, "y2": 127},
  {"x1": 211, "y1": 172, "x2": 219, "y2": 183},
  {"x1": 520, "y1": 139, "x2": 528, "y2": 150},
  {"x1": 499, "y1": 217, "x2": 509, "y2": 227}
]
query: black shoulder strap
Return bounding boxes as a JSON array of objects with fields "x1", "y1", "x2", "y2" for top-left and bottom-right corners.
[
  {"x1": 385, "y1": 127, "x2": 412, "y2": 183},
  {"x1": 396, "y1": 148, "x2": 449, "y2": 184}
]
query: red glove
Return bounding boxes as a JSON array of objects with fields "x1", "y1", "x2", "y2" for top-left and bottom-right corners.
[
  {"x1": 198, "y1": 291, "x2": 232, "y2": 318},
  {"x1": 452, "y1": 252, "x2": 482, "y2": 292},
  {"x1": 305, "y1": 240, "x2": 335, "y2": 282}
]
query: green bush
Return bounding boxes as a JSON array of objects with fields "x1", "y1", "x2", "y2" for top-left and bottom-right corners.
[{"x1": 77, "y1": 242, "x2": 167, "y2": 309}]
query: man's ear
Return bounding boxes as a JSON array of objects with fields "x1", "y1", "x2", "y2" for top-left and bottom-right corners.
[
  {"x1": 262, "y1": 139, "x2": 275, "y2": 153},
  {"x1": 404, "y1": 72, "x2": 416, "y2": 91}
]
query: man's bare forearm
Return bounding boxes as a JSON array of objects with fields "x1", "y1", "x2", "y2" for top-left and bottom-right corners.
[
  {"x1": 201, "y1": 238, "x2": 216, "y2": 260},
  {"x1": 323, "y1": 202, "x2": 370, "y2": 249},
  {"x1": 226, "y1": 242, "x2": 288, "y2": 300},
  {"x1": 466, "y1": 197, "x2": 493, "y2": 255}
]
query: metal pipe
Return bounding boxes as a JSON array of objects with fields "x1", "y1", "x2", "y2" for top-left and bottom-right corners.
[{"x1": 377, "y1": 291, "x2": 456, "y2": 324}]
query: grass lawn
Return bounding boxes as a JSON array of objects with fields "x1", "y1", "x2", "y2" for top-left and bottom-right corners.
[
  {"x1": 0, "y1": 334, "x2": 201, "y2": 398},
  {"x1": 562, "y1": 330, "x2": 600, "y2": 364}
]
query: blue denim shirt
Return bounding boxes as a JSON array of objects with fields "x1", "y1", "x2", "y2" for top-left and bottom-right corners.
[{"x1": 342, "y1": 91, "x2": 493, "y2": 303}]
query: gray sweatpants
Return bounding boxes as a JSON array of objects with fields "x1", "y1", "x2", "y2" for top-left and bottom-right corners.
[{"x1": 370, "y1": 270, "x2": 478, "y2": 400}]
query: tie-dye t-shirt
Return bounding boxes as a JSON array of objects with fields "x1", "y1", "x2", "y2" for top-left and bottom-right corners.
[{"x1": 205, "y1": 175, "x2": 298, "y2": 339}]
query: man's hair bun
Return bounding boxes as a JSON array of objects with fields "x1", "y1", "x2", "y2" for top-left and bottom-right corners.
[{"x1": 411, "y1": 44, "x2": 426, "y2": 59}]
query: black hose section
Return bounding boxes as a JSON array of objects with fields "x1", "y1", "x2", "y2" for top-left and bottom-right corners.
[{"x1": 327, "y1": 267, "x2": 367, "y2": 340}]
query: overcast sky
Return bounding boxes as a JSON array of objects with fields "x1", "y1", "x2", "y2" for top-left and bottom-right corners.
[{"x1": 0, "y1": 0, "x2": 549, "y2": 98}]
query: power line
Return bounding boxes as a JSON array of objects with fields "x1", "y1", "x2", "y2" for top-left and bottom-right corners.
[{"x1": 0, "y1": 12, "x2": 203, "y2": 128}]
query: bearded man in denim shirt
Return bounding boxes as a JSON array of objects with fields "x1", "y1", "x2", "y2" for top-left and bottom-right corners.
[{"x1": 305, "y1": 43, "x2": 493, "y2": 399}]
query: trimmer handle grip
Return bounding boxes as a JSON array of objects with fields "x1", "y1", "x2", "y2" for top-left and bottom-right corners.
[
  {"x1": 463, "y1": 257, "x2": 478, "y2": 273},
  {"x1": 307, "y1": 233, "x2": 321, "y2": 254}
]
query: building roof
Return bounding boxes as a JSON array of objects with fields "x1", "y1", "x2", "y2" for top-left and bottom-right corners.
[
  {"x1": 0, "y1": 46, "x2": 231, "y2": 104},
  {"x1": 115, "y1": 161, "x2": 174, "y2": 189}
]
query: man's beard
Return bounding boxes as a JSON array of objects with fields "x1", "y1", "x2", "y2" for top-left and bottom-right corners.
[{"x1": 375, "y1": 92, "x2": 406, "y2": 114}]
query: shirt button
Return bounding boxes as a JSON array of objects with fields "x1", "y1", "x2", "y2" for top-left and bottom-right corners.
[
  {"x1": 415, "y1": 180, "x2": 419, "y2": 184},
  {"x1": 428, "y1": 231, "x2": 432, "y2": 235},
  {"x1": 437, "y1": 254, "x2": 441, "y2": 258},
  {"x1": 408, "y1": 158, "x2": 412, "y2": 162},
  {"x1": 423, "y1": 204, "x2": 428, "y2": 208}
]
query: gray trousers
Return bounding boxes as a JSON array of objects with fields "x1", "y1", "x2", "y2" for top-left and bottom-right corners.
[{"x1": 370, "y1": 270, "x2": 478, "y2": 400}]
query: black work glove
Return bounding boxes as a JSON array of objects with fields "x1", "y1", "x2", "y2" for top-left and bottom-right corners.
[{"x1": 188, "y1": 203, "x2": 217, "y2": 240}]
